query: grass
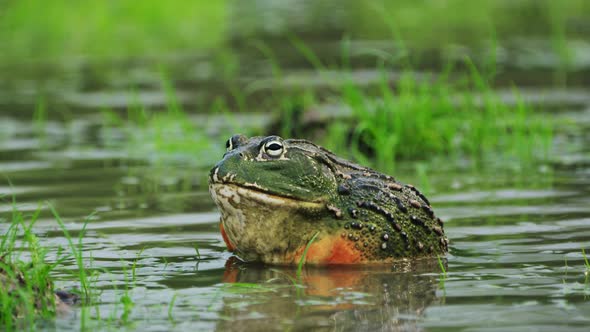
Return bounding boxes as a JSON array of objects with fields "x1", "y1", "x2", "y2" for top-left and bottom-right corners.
[
  {"x1": 167, "y1": 293, "x2": 177, "y2": 322},
  {"x1": 1, "y1": 1, "x2": 587, "y2": 68},
  {"x1": 318, "y1": 60, "x2": 554, "y2": 173},
  {"x1": 0, "y1": 201, "x2": 93, "y2": 330},
  {"x1": 349, "y1": 0, "x2": 589, "y2": 51},
  {"x1": 0, "y1": 200, "x2": 174, "y2": 330},
  {"x1": 0, "y1": 0, "x2": 226, "y2": 65},
  {"x1": 100, "y1": 74, "x2": 253, "y2": 170},
  {"x1": 583, "y1": 249, "x2": 590, "y2": 285},
  {"x1": 1, "y1": 204, "x2": 52, "y2": 329},
  {"x1": 296, "y1": 231, "x2": 320, "y2": 279},
  {"x1": 437, "y1": 255, "x2": 448, "y2": 293},
  {"x1": 0, "y1": 1, "x2": 569, "y2": 176},
  {"x1": 91, "y1": 52, "x2": 555, "y2": 176}
]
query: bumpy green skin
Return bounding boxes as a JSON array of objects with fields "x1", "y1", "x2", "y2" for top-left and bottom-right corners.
[{"x1": 209, "y1": 135, "x2": 448, "y2": 263}]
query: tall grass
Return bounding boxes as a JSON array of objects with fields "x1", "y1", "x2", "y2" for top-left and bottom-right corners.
[
  {"x1": 0, "y1": 201, "x2": 94, "y2": 330},
  {"x1": 1, "y1": 203, "x2": 51, "y2": 329},
  {"x1": 321, "y1": 62, "x2": 553, "y2": 173}
]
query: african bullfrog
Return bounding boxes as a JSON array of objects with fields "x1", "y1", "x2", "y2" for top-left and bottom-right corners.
[{"x1": 209, "y1": 135, "x2": 448, "y2": 264}]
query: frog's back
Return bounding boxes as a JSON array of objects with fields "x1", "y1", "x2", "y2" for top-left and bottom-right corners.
[{"x1": 334, "y1": 171, "x2": 447, "y2": 261}]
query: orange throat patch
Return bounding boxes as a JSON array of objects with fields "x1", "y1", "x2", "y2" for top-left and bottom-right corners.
[{"x1": 293, "y1": 234, "x2": 364, "y2": 265}]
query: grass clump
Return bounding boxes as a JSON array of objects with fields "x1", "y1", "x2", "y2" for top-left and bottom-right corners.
[
  {"x1": 1, "y1": 206, "x2": 55, "y2": 329},
  {"x1": 0, "y1": 202, "x2": 93, "y2": 330},
  {"x1": 323, "y1": 63, "x2": 553, "y2": 173}
]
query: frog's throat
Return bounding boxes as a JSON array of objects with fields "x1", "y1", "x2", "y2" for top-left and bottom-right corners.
[
  {"x1": 209, "y1": 183, "x2": 328, "y2": 264},
  {"x1": 209, "y1": 183, "x2": 325, "y2": 210}
]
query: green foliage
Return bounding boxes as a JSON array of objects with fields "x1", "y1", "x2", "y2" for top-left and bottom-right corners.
[
  {"x1": 1, "y1": 204, "x2": 53, "y2": 329},
  {"x1": 0, "y1": 200, "x2": 99, "y2": 330},
  {"x1": 321, "y1": 65, "x2": 553, "y2": 173},
  {"x1": 0, "y1": 0, "x2": 226, "y2": 63},
  {"x1": 349, "y1": 0, "x2": 589, "y2": 49}
]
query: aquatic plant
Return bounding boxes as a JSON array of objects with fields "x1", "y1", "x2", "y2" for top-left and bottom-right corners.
[{"x1": 320, "y1": 62, "x2": 553, "y2": 173}]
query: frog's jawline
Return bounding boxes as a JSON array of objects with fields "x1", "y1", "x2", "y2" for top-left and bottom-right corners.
[
  {"x1": 209, "y1": 183, "x2": 327, "y2": 264},
  {"x1": 209, "y1": 183, "x2": 325, "y2": 209}
]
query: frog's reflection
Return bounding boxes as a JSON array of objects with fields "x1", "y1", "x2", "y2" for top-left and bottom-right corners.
[{"x1": 217, "y1": 257, "x2": 444, "y2": 331}]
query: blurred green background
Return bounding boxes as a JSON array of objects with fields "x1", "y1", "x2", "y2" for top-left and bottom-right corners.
[{"x1": 1, "y1": 0, "x2": 589, "y2": 173}]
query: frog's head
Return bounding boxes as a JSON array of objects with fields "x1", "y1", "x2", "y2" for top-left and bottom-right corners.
[
  {"x1": 209, "y1": 134, "x2": 337, "y2": 205},
  {"x1": 208, "y1": 135, "x2": 343, "y2": 263}
]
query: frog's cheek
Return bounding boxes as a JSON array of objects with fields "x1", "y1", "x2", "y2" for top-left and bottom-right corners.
[
  {"x1": 296, "y1": 235, "x2": 363, "y2": 265},
  {"x1": 220, "y1": 222, "x2": 236, "y2": 252}
]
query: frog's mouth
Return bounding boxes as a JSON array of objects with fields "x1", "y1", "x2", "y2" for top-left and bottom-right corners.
[{"x1": 209, "y1": 183, "x2": 325, "y2": 210}]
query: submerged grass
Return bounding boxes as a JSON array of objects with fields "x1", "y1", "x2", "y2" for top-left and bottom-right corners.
[
  {"x1": 583, "y1": 249, "x2": 590, "y2": 285},
  {"x1": 100, "y1": 73, "x2": 252, "y2": 170}
]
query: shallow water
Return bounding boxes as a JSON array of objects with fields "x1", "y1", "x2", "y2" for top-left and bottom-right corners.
[{"x1": 1, "y1": 101, "x2": 589, "y2": 331}]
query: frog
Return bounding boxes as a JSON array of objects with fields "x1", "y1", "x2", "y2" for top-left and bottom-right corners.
[{"x1": 208, "y1": 134, "x2": 448, "y2": 265}]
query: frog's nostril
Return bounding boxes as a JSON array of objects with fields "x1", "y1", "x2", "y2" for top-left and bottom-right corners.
[{"x1": 239, "y1": 153, "x2": 244, "y2": 158}]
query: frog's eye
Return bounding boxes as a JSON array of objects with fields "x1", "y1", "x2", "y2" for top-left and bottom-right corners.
[
  {"x1": 263, "y1": 140, "x2": 284, "y2": 157},
  {"x1": 226, "y1": 138, "x2": 233, "y2": 152},
  {"x1": 226, "y1": 134, "x2": 246, "y2": 152}
]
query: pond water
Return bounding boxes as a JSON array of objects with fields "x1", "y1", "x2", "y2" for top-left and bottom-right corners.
[
  {"x1": 1, "y1": 95, "x2": 589, "y2": 331},
  {"x1": 2, "y1": 3, "x2": 590, "y2": 331}
]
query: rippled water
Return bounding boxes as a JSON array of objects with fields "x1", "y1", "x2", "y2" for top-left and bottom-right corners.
[{"x1": 1, "y1": 102, "x2": 589, "y2": 331}]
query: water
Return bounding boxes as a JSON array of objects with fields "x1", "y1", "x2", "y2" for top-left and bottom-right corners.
[
  {"x1": 1, "y1": 104, "x2": 589, "y2": 331},
  {"x1": 2, "y1": 3, "x2": 590, "y2": 331}
]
